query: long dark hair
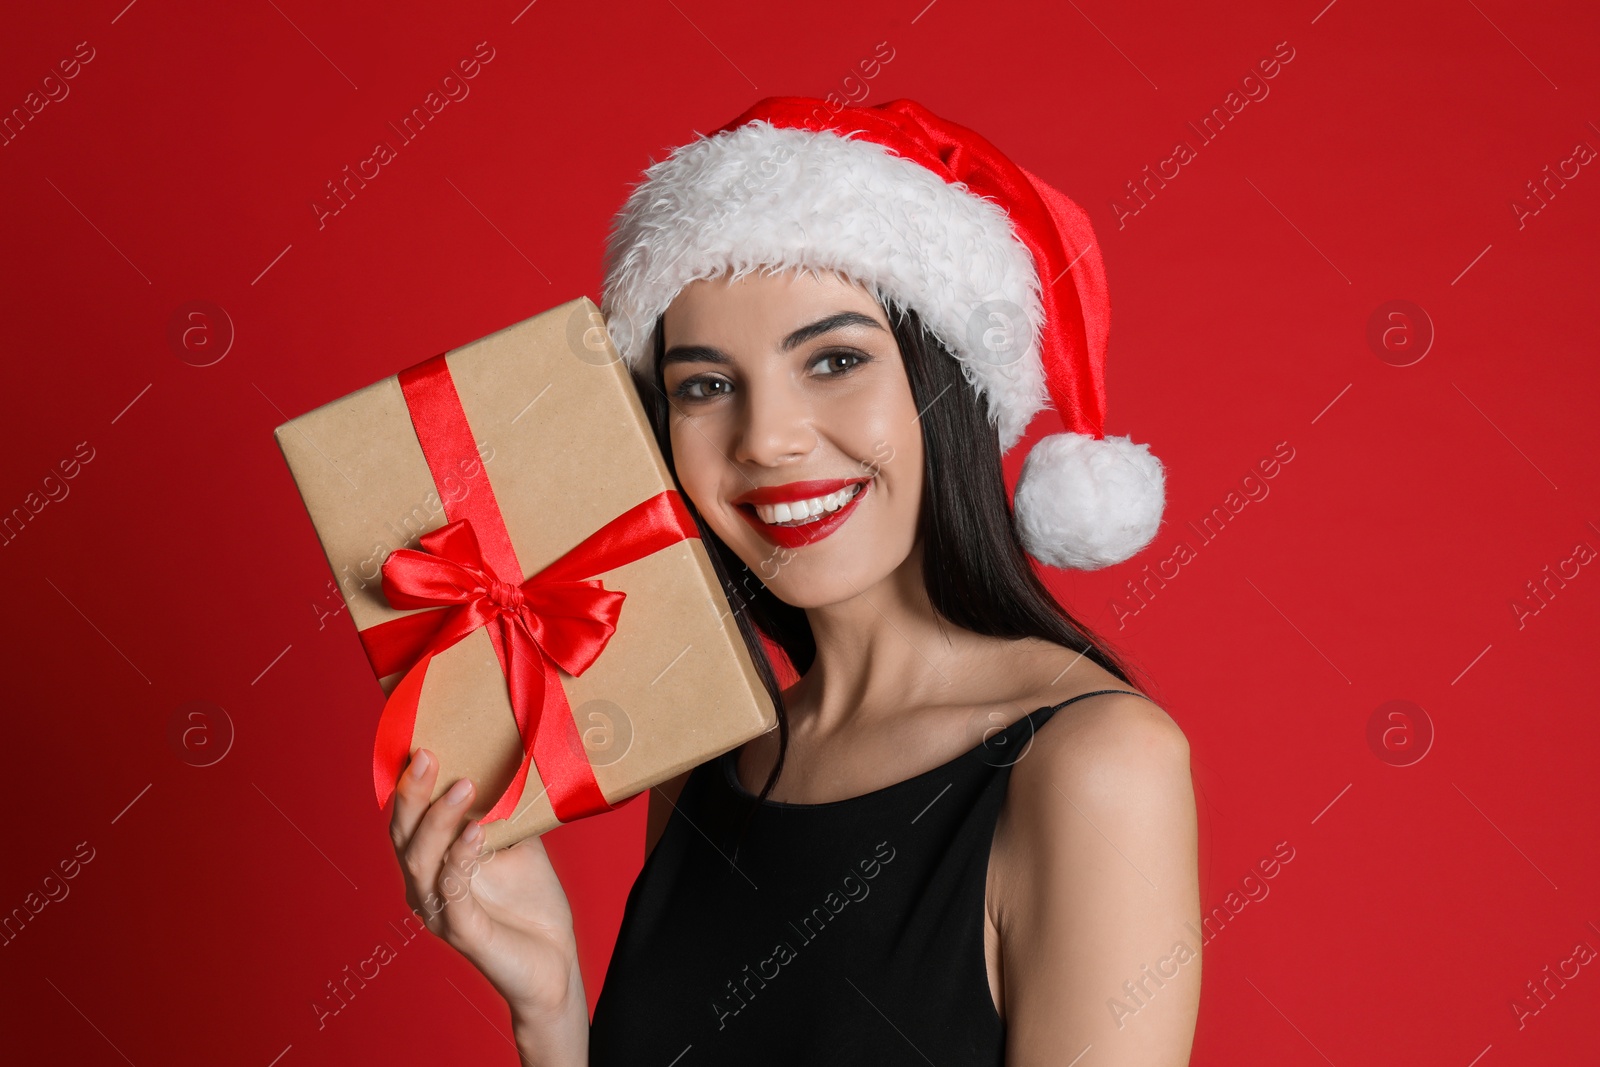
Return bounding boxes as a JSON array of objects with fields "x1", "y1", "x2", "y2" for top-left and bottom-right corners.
[{"x1": 633, "y1": 296, "x2": 1150, "y2": 836}]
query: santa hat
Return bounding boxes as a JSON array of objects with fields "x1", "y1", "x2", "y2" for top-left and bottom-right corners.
[{"x1": 600, "y1": 96, "x2": 1164, "y2": 570}]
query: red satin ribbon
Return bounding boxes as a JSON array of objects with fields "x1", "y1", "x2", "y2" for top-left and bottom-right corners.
[{"x1": 356, "y1": 353, "x2": 700, "y2": 825}]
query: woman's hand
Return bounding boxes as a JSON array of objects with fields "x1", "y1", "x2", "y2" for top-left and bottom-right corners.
[{"x1": 389, "y1": 748, "x2": 589, "y2": 1059}]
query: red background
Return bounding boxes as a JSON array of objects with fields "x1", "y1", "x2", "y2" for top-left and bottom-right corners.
[{"x1": 3, "y1": 0, "x2": 1597, "y2": 1062}]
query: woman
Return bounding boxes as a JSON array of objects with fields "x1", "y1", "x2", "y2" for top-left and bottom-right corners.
[{"x1": 390, "y1": 97, "x2": 1201, "y2": 1065}]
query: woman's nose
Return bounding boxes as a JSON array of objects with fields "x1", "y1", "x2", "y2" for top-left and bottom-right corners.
[{"x1": 731, "y1": 379, "x2": 816, "y2": 466}]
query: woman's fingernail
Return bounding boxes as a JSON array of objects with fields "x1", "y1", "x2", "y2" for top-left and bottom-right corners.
[
  {"x1": 409, "y1": 750, "x2": 431, "y2": 779},
  {"x1": 463, "y1": 822, "x2": 483, "y2": 845},
  {"x1": 445, "y1": 777, "x2": 473, "y2": 804}
]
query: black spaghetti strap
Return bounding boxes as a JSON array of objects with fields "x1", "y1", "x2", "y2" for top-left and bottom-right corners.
[{"x1": 1047, "y1": 687, "x2": 1154, "y2": 712}]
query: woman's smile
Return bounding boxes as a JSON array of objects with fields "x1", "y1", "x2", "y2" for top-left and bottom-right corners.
[{"x1": 735, "y1": 478, "x2": 873, "y2": 548}]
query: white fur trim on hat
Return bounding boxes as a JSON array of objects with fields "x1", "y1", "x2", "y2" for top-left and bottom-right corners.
[
  {"x1": 601, "y1": 121, "x2": 1050, "y2": 452},
  {"x1": 1013, "y1": 433, "x2": 1166, "y2": 570}
]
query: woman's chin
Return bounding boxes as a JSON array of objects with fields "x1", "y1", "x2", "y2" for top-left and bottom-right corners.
[
  {"x1": 710, "y1": 508, "x2": 914, "y2": 609},
  {"x1": 755, "y1": 559, "x2": 907, "y2": 612}
]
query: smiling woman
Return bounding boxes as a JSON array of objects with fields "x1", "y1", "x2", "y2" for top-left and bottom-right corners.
[
  {"x1": 583, "y1": 258, "x2": 1199, "y2": 1065},
  {"x1": 582, "y1": 98, "x2": 1192, "y2": 1065},
  {"x1": 387, "y1": 96, "x2": 1200, "y2": 1067},
  {"x1": 657, "y1": 275, "x2": 927, "y2": 607}
]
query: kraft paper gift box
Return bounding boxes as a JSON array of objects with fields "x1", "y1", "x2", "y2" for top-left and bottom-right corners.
[{"x1": 275, "y1": 296, "x2": 776, "y2": 851}]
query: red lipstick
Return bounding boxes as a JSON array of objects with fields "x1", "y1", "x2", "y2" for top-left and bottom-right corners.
[{"x1": 734, "y1": 477, "x2": 872, "y2": 548}]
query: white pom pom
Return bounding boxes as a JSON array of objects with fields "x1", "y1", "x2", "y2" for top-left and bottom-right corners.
[{"x1": 1013, "y1": 433, "x2": 1166, "y2": 570}]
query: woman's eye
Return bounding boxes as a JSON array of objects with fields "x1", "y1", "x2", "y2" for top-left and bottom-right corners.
[
  {"x1": 673, "y1": 376, "x2": 731, "y2": 401},
  {"x1": 814, "y1": 350, "x2": 870, "y2": 375},
  {"x1": 671, "y1": 350, "x2": 870, "y2": 402}
]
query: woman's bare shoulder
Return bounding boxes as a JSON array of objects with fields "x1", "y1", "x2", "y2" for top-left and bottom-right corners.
[
  {"x1": 1028, "y1": 684, "x2": 1186, "y2": 764},
  {"x1": 1031, "y1": 696, "x2": 1187, "y2": 810},
  {"x1": 988, "y1": 672, "x2": 1201, "y2": 1060},
  {"x1": 997, "y1": 641, "x2": 1181, "y2": 751},
  {"x1": 994, "y1": 671, "x2": 1191, "y2": 880},
  {"x1": 989, "y1": 644, "x2": 1189, "y2": 865},
  {"x1": 990, "y1": 664, "x2": 1194, "y2": 922}
]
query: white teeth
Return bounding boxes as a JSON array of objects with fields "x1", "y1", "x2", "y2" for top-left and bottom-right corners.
[{"x1": 754, "y1": 483, "x2": 862, "y2": 526}]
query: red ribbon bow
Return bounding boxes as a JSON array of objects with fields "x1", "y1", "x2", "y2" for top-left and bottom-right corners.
[
  {"x1": 380, "y1": 519, "x2": 626, "y2": 682},
  {"x1": 357, "y1": 352, "x2": 700, "y2": 826}
]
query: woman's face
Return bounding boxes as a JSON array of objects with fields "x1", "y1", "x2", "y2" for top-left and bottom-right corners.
[{"x1": 659, "y1": 268, "x2": 924, "y2": 609}]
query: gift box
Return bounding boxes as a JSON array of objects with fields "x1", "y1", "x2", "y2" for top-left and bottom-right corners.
[{"x1": 274, "y1": 296, "x2": 777, "y2": 850}]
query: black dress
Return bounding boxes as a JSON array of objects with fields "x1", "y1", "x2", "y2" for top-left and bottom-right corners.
[{"x1": 588, "y1": 689, "x2": 1147, "y2": 1066}]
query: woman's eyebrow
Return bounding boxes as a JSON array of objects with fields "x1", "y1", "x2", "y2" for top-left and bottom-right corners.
[
  {"x1": 779, "y1": 311, "x2": 886, "y2": 351},
  {"x1": 661, "y1": 310, "x2": 887, "y2": 369},
  {"x1": 660, "y1": 343, "x2": 731, "y2": 370}
]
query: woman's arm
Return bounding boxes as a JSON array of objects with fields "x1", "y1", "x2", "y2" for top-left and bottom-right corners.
[
  {"x1": 511, "y1": 974, "x2": 589, "y2": 1067},
  {"x1": 505, "y1": 768, "x2": 696, "y2": 1064},
  {"x1": 996, "y1": 694, "x2": 1202, "y2": 1066}
]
